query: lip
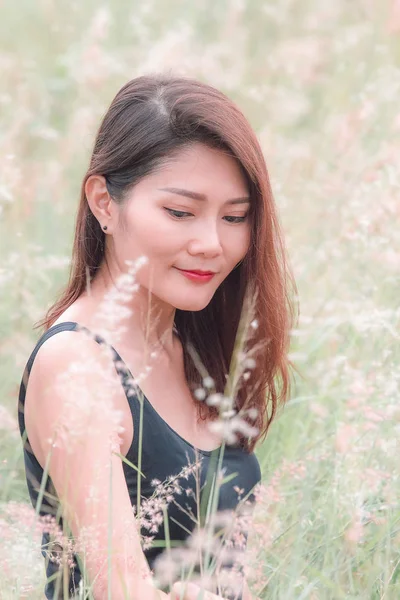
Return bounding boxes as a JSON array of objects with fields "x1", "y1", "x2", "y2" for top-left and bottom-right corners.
[
  {"x1": 175, "y1": 268, "x2": 216, "y2": 282},
  {"x1": 180, "y1": 269, "x2": 216, "y2": 275}
]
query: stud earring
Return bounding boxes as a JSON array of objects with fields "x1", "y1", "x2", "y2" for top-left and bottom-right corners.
[{"x1": 102, "y1": 225, "x2": 108, "y2": 231}]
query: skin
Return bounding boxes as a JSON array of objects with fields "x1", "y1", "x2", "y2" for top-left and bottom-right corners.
[
  {"x1": 82, "y1": 142, "x2": 252, "y2": 361},
  {"x1": 88, "y1": 143, "x2": 254, "y2": 598},
  {"x1": 51, "y1": 142, "x2": 256, "y2": 599},
  {"x1": 170, "y1": 579, "x2": 257, "y2": 599}
]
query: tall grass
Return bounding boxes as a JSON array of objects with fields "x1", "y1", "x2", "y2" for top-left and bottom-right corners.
[{"x1": 1, "y1": 0, "x2": 399, "y2": 598}]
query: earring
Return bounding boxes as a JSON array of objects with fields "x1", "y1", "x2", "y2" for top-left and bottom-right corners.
[{"x1": 102, "y1": 225, "x2": 108, "y2": 231}]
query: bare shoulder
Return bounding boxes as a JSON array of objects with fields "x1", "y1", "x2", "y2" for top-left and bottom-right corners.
[
  {"x1": 24, "y1": 328, "x2": 126, "y2": 468},
  {"x1": 31, "y1": 327, "x2": 120, "y2": 385}
]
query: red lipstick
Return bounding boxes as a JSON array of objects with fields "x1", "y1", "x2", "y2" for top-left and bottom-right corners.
[{"x1": 176, "y1": 268, "x2": 216, "y2": 283}]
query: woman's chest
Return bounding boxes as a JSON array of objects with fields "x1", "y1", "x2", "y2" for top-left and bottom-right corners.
[{"x1": 119, "y1": 350, "x2": 223, "y2": 455}]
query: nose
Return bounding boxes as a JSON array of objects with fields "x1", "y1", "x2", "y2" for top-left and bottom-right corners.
[{"x1": 187, "y1": 221, "x2": 223, "y2": 258}]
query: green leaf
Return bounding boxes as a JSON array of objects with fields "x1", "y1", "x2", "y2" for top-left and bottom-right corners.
[{"x1": 113, "y1": 452, "x2": 146, "y2": 478}]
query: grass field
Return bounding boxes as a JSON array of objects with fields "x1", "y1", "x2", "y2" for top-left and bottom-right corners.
[{"x1": 0, "y1": 1, "x2": 399, "y2": 598}]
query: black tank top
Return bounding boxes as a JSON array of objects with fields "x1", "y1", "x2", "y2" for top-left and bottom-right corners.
[{"x1": 17, "y1": 322, "x2": 261, "y2": 599}]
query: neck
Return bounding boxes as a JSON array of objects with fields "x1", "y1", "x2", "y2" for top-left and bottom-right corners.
[{"x1": 81, "y1": 262, "x2": 178, "y2": 358}]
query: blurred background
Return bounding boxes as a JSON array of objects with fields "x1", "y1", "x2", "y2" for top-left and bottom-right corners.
[{"x1": 1, "y1": 0, "x2": 399, "y2": 598}]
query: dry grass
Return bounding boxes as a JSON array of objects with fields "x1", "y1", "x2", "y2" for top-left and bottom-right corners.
[{"x1": 0, "y1": 0, "x2": 399, "y2": 598}]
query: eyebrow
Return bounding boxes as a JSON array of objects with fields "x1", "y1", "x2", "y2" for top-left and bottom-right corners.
[{"x1": 158, "y1": 187, "x2": 251, "y2": 205}]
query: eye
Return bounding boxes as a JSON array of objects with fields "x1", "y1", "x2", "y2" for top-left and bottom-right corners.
[
  {"x1": 164, "y1": 208, "x2": 249, "y2": 223},
  {"x1": 224, "y1": 215, "x2": 248, "y2": 224},
  {"x1": 164, "y1": 208, "x2": 193, "y2": 219}
]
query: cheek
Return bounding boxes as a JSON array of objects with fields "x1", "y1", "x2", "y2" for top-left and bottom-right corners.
[
  {"x1": 244, "y1": 225, "x2": 252, "y2": 251},
  {"x1": 122, "y1": 208, "x2": 179, "y2": 258},
  {"x1": 231, "y1": 225, "x2": 251, "y2": 261}
]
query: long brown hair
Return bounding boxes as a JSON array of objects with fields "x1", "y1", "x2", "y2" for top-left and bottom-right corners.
[{"x1": 35, "y1": 73, "x2": 299, "y2": 453}]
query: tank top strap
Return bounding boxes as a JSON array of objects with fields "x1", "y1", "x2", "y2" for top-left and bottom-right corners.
[
  {"x1": 71, "y1": 323, "x2": 146, "y2": 406},
  {"x1": 20, "y1": 321, "x2": 142, "y2": 406},
  {"x1": 19, "y1": 320, "x2": 184, "y2": 463},
  {"x1": 22, "y1": 322, "x2": 77, "y2": 379}
]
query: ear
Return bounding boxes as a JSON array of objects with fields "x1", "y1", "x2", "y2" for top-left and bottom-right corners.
[{"x1": 85, "y1": 174, "x2": 115, "y2": 232}]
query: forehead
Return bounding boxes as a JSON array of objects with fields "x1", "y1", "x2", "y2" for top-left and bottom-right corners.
[{"x1": 135, "y1": 143, "x2": 250, "y2": 197}]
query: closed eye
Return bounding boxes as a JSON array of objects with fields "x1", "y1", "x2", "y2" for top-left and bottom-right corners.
[
  {"x1": 164, "y1": 208, "x2": 193, "y2": 219},
  {"x1": 164, "y1": 208, "x2": 248, "y2": 223},
  {"x1": 224, "y1": 215, "x2": 248, "y2": 223}
]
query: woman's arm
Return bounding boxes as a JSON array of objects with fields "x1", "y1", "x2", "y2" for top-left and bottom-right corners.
[
  {"x1": 170, "y1": 578, "x2": 259, "y2": 599},
  {"x1": 25, "y1": 330, "x2": 168, "y2": 600}
]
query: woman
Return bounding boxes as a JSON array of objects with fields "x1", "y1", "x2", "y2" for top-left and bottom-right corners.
[{"x1": 17, "y1": 74, "x2": 297, "y2": 599}]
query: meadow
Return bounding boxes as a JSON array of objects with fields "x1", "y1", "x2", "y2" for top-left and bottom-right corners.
[{"x1": 0, "y1": 0, "x2": 399, "y2": 598}]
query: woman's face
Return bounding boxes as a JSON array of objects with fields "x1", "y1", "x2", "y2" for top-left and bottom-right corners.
[{"x1": 112, "y1": 142, "x2": 252, "y2": 311}]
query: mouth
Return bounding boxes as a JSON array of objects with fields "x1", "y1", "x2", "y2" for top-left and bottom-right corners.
[
  {"x1": 174, "y1": 267, "x2": 216, "y2": 282},
  {"x1": 178, "y1": 269, "x2": 216, "y2": 275}
]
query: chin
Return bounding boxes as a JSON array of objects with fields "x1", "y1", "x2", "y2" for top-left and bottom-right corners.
[
  {"x1": 170, "y1": 292, "x2": 215, "y2": 312},
  {"x1": 175, "y1": 300, "x2": 212, "y2": 312}
]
